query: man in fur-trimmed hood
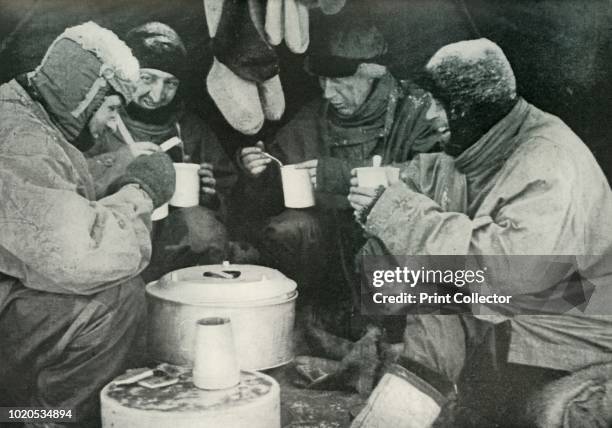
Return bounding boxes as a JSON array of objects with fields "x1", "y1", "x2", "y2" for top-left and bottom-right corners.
[{"x1": 0, "y1": 22, "x2": 175, "y2": 426}]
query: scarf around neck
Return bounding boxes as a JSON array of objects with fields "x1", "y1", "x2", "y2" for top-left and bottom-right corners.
[
  {"x1": 321, "y1": 73, "x2": 398, "y2": 153},
  {"x1": 454, "y1": 98, "x2": 531, "y2": 207},
  {"x1": 121, "y1": 101, "x2": 185, "y2": 144}
]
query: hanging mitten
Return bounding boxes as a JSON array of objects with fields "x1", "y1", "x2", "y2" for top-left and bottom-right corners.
[
  {"x1": 213, "y1": 0, "x2": 279, "y2": 83},
  {"x1": 248, "y1": 0, "x2": 267, "y2": 37},
  {"x1": 284, "y1": 0, "x2": 310, "y2": 54},
  {"x1": 258, "y1": 74, "x2": 285, "y2": 121},
  {"x1": 265, "y1": 0, "x2": 284, "y2": 46},
  {"x1": 203, "y1": 0, "x2": 224, "y2": 37},
  {"x1": 207, "y1": 57, "x2": 264, "y2": 135}
]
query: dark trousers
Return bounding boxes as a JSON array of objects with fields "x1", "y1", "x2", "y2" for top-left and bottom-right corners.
[
  {"x1": 0, "y1": 278, "x2": 145, "y2": 427},
  {"x1": 254, "y1": 209, "x2": 336, "y2": 301},
  {"x1": 143, "y1": 205, "x2": 229, "y2": 283}
]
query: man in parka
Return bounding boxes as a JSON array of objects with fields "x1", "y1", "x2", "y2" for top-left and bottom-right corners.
[
  {"x1": 0, "y1": 22, "x2": 175, "y2": 426},
  {"x1": 238, "y1": 24, "x2": 447, "y2": 318},
  {"x1": 348, "y1": 38, "x2": 612, "y2": 427}
]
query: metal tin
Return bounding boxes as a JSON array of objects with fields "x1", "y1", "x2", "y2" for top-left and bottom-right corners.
[{"x1": 146, "y1": 263, "x2": 297, "y2": 370}]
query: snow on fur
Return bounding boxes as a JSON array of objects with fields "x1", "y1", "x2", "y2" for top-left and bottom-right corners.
[{"x1": 37, "y1": 21, "x2": 139, "y2": 83}]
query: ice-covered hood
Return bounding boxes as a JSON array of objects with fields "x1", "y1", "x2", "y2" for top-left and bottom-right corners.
[{"x1": 29, "y1": 21, "x2": 140, "y2": 142}]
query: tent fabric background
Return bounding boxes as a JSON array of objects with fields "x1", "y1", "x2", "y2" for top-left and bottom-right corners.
[{"x1": 1, "y1": 0, "x2": 610, "y2": 181}]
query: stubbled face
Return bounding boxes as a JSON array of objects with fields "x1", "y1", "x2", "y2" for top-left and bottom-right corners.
[
  {"x1": 319, "y1": 74, "x2": 374, "y2": 117},
  {"x1": 132, "y1": 68, "x2": 180, "y2": 110},
  {"x1": 88, "y1": 95, "x2": 122, "y2": 137}
]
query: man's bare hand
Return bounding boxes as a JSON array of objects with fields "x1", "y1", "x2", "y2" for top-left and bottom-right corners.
[
  {"x1": 199, "y1": 162, "x2": 216, "y2": 195},
  {"x1": 294, "y1": 159, "x2": 318, "y2": 187},
  {"x1": 240, "y1": 141, "x2": 271, "y2": 177},
  {"x1": 348, "y1": 186, "x2": 380, "y2": 212}
]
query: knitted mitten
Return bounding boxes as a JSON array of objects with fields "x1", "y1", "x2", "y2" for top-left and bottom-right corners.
[{"x1": 110, "y1": 152, "x2": 175, "y2": 208}]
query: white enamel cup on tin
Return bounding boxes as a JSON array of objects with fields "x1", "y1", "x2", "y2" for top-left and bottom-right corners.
[{"x1": 192, "y1": 317, "x2": 240, "y2": 390}]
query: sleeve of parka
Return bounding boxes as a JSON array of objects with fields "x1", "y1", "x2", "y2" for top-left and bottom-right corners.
[
  {"x1": 0, "y1": 149, "x2": 154, "y2": 295},
  {"x1": 86, "y1": 146, "x2": 135, "y2": 199},
  {"x1": 363, "y1": 139, "x2": 581, "y2": 295}
]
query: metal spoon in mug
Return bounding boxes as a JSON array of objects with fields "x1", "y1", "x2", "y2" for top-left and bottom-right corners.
[
  {"x1": 262, "y1": 152, "x2": 284, "y2": 167},
  {"x1": 372, "y1": 155, "x2": 382, "y2": 167}
]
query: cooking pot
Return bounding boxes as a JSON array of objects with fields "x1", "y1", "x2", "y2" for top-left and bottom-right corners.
[{"x1": 146, "y1": 263, "x2": 297, "y2": 370}]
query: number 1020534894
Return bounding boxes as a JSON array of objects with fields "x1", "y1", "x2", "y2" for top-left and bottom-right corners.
[{"x1": 0, "y1": 407, "x2": 75, "y2": 422}]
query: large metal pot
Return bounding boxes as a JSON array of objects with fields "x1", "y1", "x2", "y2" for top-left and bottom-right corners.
[{"x1": 146, "y1": 263, "x2": 297, "y2": 371}]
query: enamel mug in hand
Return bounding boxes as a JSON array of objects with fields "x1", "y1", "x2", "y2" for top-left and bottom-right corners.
[
  {"x1": 170, "y1": 163, "x2": 200, "y2": 207},
  {"x1": 151, "y1": 202, "x2": 168, "y2": 221},
  {"x1": 356, "y1": 167, "x2": 389, "y2": 188},
  {"x1": 280, "y1": 164, "x2": 315, "y2": 208},
  {"x1": 192, "y1": 317, "x2": 240, "y2": 390}
]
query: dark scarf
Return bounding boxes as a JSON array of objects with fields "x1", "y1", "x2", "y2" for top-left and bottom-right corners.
[
  {"x1": 125, "y1": 98, "x2": 181, "y2": 127},
  {"x1": 454, "y1": 98, "x2": 531, "y2": 209},
  {"x1": 122, "y1": 100, "x2": 184, "y2": 143}
]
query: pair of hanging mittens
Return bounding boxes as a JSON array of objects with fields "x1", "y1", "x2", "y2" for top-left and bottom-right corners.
[
  {"x1": 266, "y1": 0, "x2": 345, "y2": 48},
  {"x1": 205, "y1": 0, "x2": 286, "y2": 135}
]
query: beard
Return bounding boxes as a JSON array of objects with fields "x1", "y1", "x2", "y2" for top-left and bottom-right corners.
[{"x1": 442, "y1": 100, "x2": 518, "y2": 158}]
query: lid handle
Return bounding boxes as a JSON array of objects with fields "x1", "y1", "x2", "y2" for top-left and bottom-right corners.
[{"x1": 202, "y1": 270, "x2": 241, "y2": 279}]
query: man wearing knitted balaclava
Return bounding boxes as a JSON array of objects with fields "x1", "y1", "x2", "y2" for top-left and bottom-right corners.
[
  {"x1": 348, "y1": 39, "x2": 612, "y2": 427},
  {"x1": 86, "y1": 22, "x2": 242, "y2": 282},
  {"x1": 123, "y1": 22, "x2": 188, "y2": 124}
]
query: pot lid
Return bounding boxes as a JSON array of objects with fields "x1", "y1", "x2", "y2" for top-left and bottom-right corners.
[{"x1": 146, "y1": 262, "x2": 297, "y2": 304}]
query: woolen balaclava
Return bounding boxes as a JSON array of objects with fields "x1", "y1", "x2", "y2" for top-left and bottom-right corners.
[
  {"x1": 123, "y1": 22, "x2": 188, "y2": 124},
  {"x1": 29, "y1": 22, "x2": 139, "y2": 145},
  {"x1": 422, "y1": 38, "x2": 519, "y2": 156},
  {"x1": 124, "y1": 22, "x2": 187, "y2": 81}
]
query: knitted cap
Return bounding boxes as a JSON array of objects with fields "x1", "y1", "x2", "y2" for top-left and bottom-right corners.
[
  {"x1": 124, "y1": 22, "x2": 187, "y2": 80},
  {"x1": 30, "y1": 21, "x2": 140, "y2": 142},
  {"x1": 305, "y1": 24, "x2": 388, "y2": 78}
]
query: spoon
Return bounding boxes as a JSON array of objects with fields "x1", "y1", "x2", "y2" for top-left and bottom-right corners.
[
  {"x1": 160, "y1": 136, "x2": 182, "y2": 152},
  {"x1": 262, "y1": 152, "x2": 284, "y2": 167},
  {"x1": 372, "y1": 155, "x2": 382, "y2": 167}
]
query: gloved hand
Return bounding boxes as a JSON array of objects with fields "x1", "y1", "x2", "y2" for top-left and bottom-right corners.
[{"x1": 110, "y1": 152, "x2": 176, "y2": 208}]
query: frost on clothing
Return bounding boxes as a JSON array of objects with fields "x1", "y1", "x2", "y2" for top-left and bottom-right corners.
[
  {"x1": 0, "y1": 80, "x2": 153, "y2": 304},
  {"x1": 237, "y1": 71, "x2": 446, "y2": 310},
  {"x1": 244, "y1": 73, "x2": 447, "y2": 214},
  {"x1": 365, "y1": 98, "x2": 612, "y2": 371},
  {"x1": 86, "y1": 104, "x2": 239, "y2": 282},
  {"x1": 0, "y1": 22, "x2": 152, "y2": 423}
]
